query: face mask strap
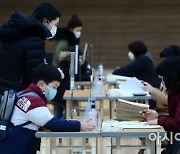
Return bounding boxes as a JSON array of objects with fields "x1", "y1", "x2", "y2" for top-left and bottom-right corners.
[{"x1": 47, "y1": 20, "x2": 53, "y2": 28}]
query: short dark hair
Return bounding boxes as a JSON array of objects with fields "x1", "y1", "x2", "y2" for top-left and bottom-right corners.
[
  {"x1": 31, "y1": 3, "x2": 61, "y2": 22},
  {"x1": 67, "y1": 15, "x2": 82, "y2": 29},
  {"x1": 155, "y1": 56, "x2": 180, "y2": 92},
  {"x1": 160, "y1": 45, "x2": 180, "y2": 58},
  {"x1": 32, "y1": 63, "x2": 62, "y2": 84},
  {"x1": 128, "y1": 41, "x2": 147, "y2": 57}
]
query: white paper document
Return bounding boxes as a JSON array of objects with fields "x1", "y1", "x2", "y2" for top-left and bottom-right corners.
[
  {"x1": 118, "y1": 77, "x2": 149, "y2": 96},
  {"x1": 102, "y1": 120, "x2": 162, "y2": 132},
  {"x1": 118, "y1": 121, "x2": 162, "y2": 129}
]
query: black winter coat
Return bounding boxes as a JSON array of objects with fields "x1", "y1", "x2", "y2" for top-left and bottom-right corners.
[
  {"x1": 0, "y1": 11, "x2": 51, "y2": 94},
  {"x1": 112, "y1": 55, "x2": 161, "y2": 88}
]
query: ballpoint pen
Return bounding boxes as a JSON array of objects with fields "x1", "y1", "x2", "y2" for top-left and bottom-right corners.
[{"x1": 139, "y1": 110, "x2": 147, "y2": 114}]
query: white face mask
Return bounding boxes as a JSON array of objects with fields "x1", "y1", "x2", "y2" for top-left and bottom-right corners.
[
  {"x1": 160, "y1": 78, "x2": 166, "y2": 89},
  {"x1": 128, "y1": 51, "x2": 135, "y2": 60},
  {"x1": 48, "y1": 21, "x2": 57, "y2": 39},
  {"x1": 74, "y1": 31, "x2": 81, "y2": 39}
]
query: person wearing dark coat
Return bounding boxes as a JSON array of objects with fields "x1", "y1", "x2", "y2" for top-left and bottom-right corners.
[
  {"x1": 143, "y1": 56, "x2": 180, "y2": 154},
  {"x1": 0, "y1": 3, "x2": 61, "y2": 94},
  {"x1": 160, "y1": 45, "x2": 180, "y2": 58},
  {"x1": 112, "y1": 41, "x2": 160, "y2": 109},
  {"x1": 112, "y1": 40, "x2": 160, "y2": 89}
]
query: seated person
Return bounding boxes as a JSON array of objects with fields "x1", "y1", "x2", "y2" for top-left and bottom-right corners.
[
  {"x1": 160, "y1": 45, "x2": 180, "y2": 58},
  {"x1": 112, "y1": 40, "x2": 160, "y2": 89},
  {"x1": 112, "y1": 40, "x2": 160, "y2": 109},
  {"x1": 143, "y1": 57, "x2": 180, "y2": 154},
  {"x1": 143, "y1": 44, "x2": 180, "y2": 116},
  {"x1": 0, "y1": 63, "x2": 94, "y2": 154}
]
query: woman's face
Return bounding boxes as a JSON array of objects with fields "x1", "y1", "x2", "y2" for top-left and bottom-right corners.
[
  {"x1": 72, "y1": 26, "x2": 82, "y2": 38},
  {"x1": 44, "y1": 17, "x2": 59, "y2": 31},
  {"x1": 73, "y1": 26, "x2": 82, "y2": 33}
]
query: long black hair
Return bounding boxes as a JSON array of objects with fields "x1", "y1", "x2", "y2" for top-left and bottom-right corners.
[
  {"x1": 155, "y1": 56, "x2": 180, "y2": 92},
  {"x1": 31, "y1": 3, "x2": 61, "y2": 22},
  {"x1": 160, "y1": 45, "x2": 180, "y2": 58}
]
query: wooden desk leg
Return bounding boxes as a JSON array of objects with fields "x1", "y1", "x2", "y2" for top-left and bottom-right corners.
[
  {"x1": 100, "y1": 100, "x2": 104, "y2": 120},
  {"x1": 41, "y1": 138, "x2": 47, "y2": 154},
  {"x1": 51, "y1": 138, "x2": 59, "y2": 154},
  {"x1": 145, "y1": 99, "x2": 149, "y2": 105},
  {"x1": 91, "y1": 138, "x2": 97, "y2": 154},
  {"x1": 146, "y1": 137, "x2": 151, "y2": 154},
  {"x1": 156, "y1": 136, "x2": 162, "y2": 154},
  {"x1": 66, "y1": 100, "x2": 71, "y2": 119},
  {"x1": 82, "y1": 138, "x2": 86, "y2": 154},
  {"x1": 150, "y1": 139, "x2": 155, "y2": 154},
  {"x1": 47, "y1": 138, "x2": 51, "y2": 154},
  {"x1": 116, "y1": 137, "x2": 121, "y2": 154},
  {"x1": 70, "y1": 138, "x2": 73, "y2": 154},
  {"x1": 106, "y1": 137, "x2": 112, "y2": 154},
  {"x1": 110, "y1": 101, "x2": 115, "y2": 119}
]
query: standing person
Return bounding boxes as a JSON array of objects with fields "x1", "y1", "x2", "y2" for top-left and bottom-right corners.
[
  {"x1": 0, "y1": 63, "x2": 94, "y2": 154},
  {"x1": 0, "y1": 3, "x2": 61, "y2": 94},
  {"x1": 143, "y1": 56, "x2": 180, "y2": 154},
  {"x1": 52, "y1": 15, "x2": 91, "y2": 117},
  {"x1": 53, "y1": 14, "x2": 82, "y2": 68}
]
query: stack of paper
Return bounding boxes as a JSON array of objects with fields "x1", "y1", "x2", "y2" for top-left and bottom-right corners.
[
  {"x1": 115, "y1": 99, "x2": 149, "y2": 121},
  {"x1": 118, "y1": 77, "x2": 149, "y2": 96},
  {"x1": 102, "y1": 120, "x2": 121, "y2": 132},
  {"x1": 106, "y1": 88, "x2": 121, "y2": 97},
  {"x1": 106, "y1": 74, "x2": 132, "y2": 82},
  {"x1": 118, "y1": 121, "x2": 162, "y2": 129},
  {"x1": 102, "y1": 120, "x2": 162, "y2": 132}
]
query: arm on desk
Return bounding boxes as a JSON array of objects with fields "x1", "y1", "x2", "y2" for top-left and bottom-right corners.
[{"x1": 44, "y1": 117, "x2": 81, "y2": 132}]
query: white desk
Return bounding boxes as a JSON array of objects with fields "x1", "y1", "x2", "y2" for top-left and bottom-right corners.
[
  {"x1": 35, "y1": 131, "x2": 101, "y2": 154},
  {"x1": 102, "y1": 128, "x2": 165, "y2": 154},
  {"x1": 36, "y1": 127, "x2": 165, "y2": 154}
]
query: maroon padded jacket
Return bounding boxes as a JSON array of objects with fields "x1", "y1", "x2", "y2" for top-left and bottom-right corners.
[{"x1": 158, "y1": 90, "x2": 180, "y2": 133}]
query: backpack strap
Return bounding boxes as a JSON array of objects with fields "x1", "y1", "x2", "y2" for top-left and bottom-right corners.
[{"x1": 17, "y1": 91, "x2": 39, "y2": 98}]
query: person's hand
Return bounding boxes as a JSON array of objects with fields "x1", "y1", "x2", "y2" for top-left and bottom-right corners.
[
  {"x1": 143, "y1": 82, "x2": 154, "y2": 93},
  {"x1": 147, "y1": 119, "x2": 158, "y2": 125},
  {"x1": 80, "y1": 119, "x2": 95, "y2": 131},
  {"x1": 142, "y1": 109, "x2": 158, "y2": 121}
]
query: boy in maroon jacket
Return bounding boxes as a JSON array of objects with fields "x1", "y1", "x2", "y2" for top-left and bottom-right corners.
[{"x1": 0, "y1": 63, "x2": 94, "y2": 154}]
